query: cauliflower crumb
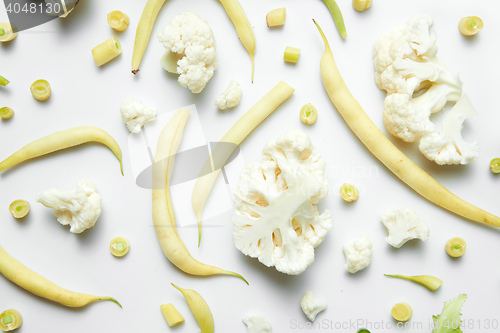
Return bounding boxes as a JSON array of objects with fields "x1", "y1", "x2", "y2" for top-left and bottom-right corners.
[
  {"x1": 243, "y1": 314, "x2": 271, "y2": 333},
  {"x1": 36, "y1": 179, "x2": 102, "y2": 233},
  {"x1": 300, "y1": 291, "x2": 327, "y2": 322},
  {"x1": 157, "y1": 11, "x2": 217, "y2": 93},
  {"x1": 381, "y1": 208, "x2": 430, "y2": 248},
  {"x1": 120, "y1": 96, "x2": 157, "y2": 133},
  {"x1": 215, "y1": 78, "x2": 242, "y2": 110},
  {"x1": 343, "y1": 235, "x2": 372, "y2": 273}
]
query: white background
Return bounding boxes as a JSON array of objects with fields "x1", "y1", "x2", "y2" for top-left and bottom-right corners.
[{"x1": 1, "y1": 0, "x2": 500, "y2": 332}]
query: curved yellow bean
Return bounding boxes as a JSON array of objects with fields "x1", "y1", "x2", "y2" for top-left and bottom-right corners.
[
  {"x1": 172, "y1": 284, "x2": 214, "y2": 333},
  {"x1": 314, "y1": 20, "x2": 500, "y2": 227},
  {"x1": 191, "y1": 81, "x2": 294, "y2": 245},
  {"x1": 0, "y1": 126, "x2": 123, "y2": 175},
  {"x1": 152, "y1": 109, "x2": 247, "y2": 283},
  {"x1": 132, "y1": 0, "x2": 169, "y2": 74},
  {"x1": 217, "y1": 0, "x2": 256, "y2": 82},
  {"x1": 0, "y1": 244, "x2": 120, "y2": 307}
]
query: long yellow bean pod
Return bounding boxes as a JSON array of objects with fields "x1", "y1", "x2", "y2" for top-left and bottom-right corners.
[
  {"x1": 217, "y1": 0, "x2": 256, "y2": 82},
  {"x1": 314, "y1": 20, "x2": 500, "y2": 227},
  {"x1": 152, "y1": 109, "x2": 247, "y2": 283},
  {"x1": 191, "y1": 81, "x2": 294, "y2": 245},
  {"x1": 0, "y1": 244, "x2": 120, "y2": 307},
  {"x1": 0, "y1": 126, "x2": 123, "y2": 175},
  {"x1": 132, "y1": 0, "x2": 169, "y2": 74}
]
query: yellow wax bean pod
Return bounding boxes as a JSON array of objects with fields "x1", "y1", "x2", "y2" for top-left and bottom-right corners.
[
  {"x1": 132, "y1": 0, "x2": 170, "y2": 74},
  {"x1": 153, "y1": 109, "x2": 247, "y2": 283},
  {"x1": 0, "y1": 244, "x2": 120, "y2": 307},
  {"x1": 172, "y1": 284, "x2": 214, "y2": 333},
  {"x1": 217, "y1": 0, "x2": 256, "y2": 82},
  {"x1": 0, "y1": 126, "x2": 123, "y2": 175}
]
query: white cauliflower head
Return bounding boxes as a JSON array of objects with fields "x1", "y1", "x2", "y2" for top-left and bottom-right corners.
[
  {"x1": 233, "y1": 130, "x2": 332, "y2": 275},
  {"x1": 158, "y1": 11, "x2": 217, "y2": 93},
  {"x1": 343, "y1": 235, "x2": 372, "y2": 273},
  {"x1": 374, "y1": 15, "x2": 479, "y2": 165},
  {"x1": 120, "y1": 96, "x2": 157, "y2": 134},
  {"x1": 381, "y1": 208, "x2": 430, "y2": 248},
  {"x1": 37, "y1": 179, "x2": 102, "y2": 233},
  {"x1": 215, "y1": 77, "x2": 242, "y2": 110},
  {"x1": 300, "y1": 291, "x2": 327, "y2": 322},
  {"x1": 242, "y1": 314, "x2": 271, "y2": 333}
]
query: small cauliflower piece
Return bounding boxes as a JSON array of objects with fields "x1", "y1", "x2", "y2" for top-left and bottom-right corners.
[
  {"x1": 215, "y1": 78, "x2": 242, "y2": 110},
  {"x1": 243, "y1": 314, "x2": 271, "y2": 333},
  {"x1": 300, "y1": 291, "x2": 327, "y2": 322},
  {"x1": 343, "y1": 235, "x2": 372, "y2": 273},
  {"x1": 381, "y1": 208, "x2": 429, "y2": 248},
  {"x1": 120, "y1": 96, "x2": 157, "y2": 134},
  {"x1": 37, "y1": 179, "x2": 102, "y2": 233},
  {"x1": 157, "y1": 12, "x2": 217, "y2": 93},
  {"x1": 233, "y1": 130, "x2": 332, "y2": 275},
  {"x1": 419, "y1": 94, "x2": 479, "y2": 165}
]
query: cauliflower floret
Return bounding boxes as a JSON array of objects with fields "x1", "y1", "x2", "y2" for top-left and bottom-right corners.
[
  {"x1": 300, "y1": 291, "x2": 327, "y2": 322},
  {"x1": 419, "y1": 94, "x2": 479, "y2": 165},
  {"x1": 36, "y1": 179, "x2": 102, "y2": 233},
  {"x1": 120, "y1": 96, "x2": 157, "y2": 134},
  {"x1": 343, "y1": 235, "x2": 372, "y2": 273},
  {"x1": 233, "y1": 130, "x2": 332, "y2": 275},
  {"x1": 374, "y1": 15, "x2": 478, "y2": 165},
  {"x1": 374, "y1": 15, "x2": 463, "y2": 143},
  {"x1": 243, "y1": 314, "x2": 271, "y2": 333},
  {"x1": 157, "y1": 11, "x2": 217, "y2": 93},
  {"x1": 381, "y1": 208, "x2": 430, "y2": 248},
  {"x1": 215, "y1": 78, "x2": 242, "y2": 110}
]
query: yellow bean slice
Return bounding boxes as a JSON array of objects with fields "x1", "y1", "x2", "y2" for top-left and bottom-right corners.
[
  {"x1": 490, "y1": 158, "x2": 500, "y2": 174},
  {"x1": 0, "y1": 107, "x2": 14, "y2": 120},
  {"x1": 107, "y1": 10, "x2": 130, "y2": 31},
  {"x1": 109, "y1": 237, "x2": 130, "y2": 257},
  {"x1": 0, "y1": 23, "x2": 17, "y2": 42},
  {"x1": 391, "y1": 302, "x2": 412, "y2": 322},
  {"x1": 458, "y1": 16, "x2": 483, "y2": 36},
  {"x1": 0, "y1": 309, "x2": 22, "y2": 331},
  {"x1": 300, "y1": 103, "x2": 318, "y2": 125},
  {"x1": 266, "y1": 8, "x2": 286, "y2": 27},
  {"x1": 8, "y1": 200, "x2": 29, "y2": 219},
  {"x1": 339, "y1": 183, "x2": 359, "y2": 202},
  {"x1": 284, "y1": 46, "x2": 300, "y2": 64},
  {"x1": 445, "y1": 237, "x2": 466, "y2": 258},
  {"x1": 92, "y1": 37, "x2": 122, "y2": 66},
  {"x1": 352, "y1": 0, "x2": 372, "y2": 12},
  {"x1": 30, "y1": 79, "x2": 51, "y2": 101},
  {"x1": 160, "y1": 303, "x2": 185, "y2": 327}
]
